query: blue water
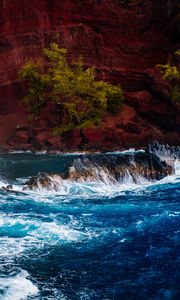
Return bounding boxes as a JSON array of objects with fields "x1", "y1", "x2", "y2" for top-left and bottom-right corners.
[{"x1": 0, "y1": 153, "x2": 179, "y2": 300}]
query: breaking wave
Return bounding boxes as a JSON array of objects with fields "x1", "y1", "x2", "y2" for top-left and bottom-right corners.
[
  {"x1": 0, "y1": 145, "x2": 179, "y2": 299},
  {"x1": 0, "y1": 269, "x2": 38, "y2": 300}
]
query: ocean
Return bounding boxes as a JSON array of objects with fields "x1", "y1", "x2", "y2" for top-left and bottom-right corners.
[{"x1": 0, "y1": 149, "x2": 179, "y2": 300}]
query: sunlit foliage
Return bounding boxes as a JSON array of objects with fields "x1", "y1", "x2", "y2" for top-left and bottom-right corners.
[
  {"x1": 156, "y1": 50, "x2": 180, "y2": 103},
  {"x1": 19, "y1": 43, "x2": 124, "y2": 133}
]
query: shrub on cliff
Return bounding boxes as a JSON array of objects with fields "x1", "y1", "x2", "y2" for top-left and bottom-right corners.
[
  {"x1": 19, "y1": 43, "x2": 124, "y2": 133},
  {"x1": 18, "y1": 62, "x2": 51, "y2": 115},
  {"x1": 156, "y1": 50, "x2": 180, "y2": 103}
]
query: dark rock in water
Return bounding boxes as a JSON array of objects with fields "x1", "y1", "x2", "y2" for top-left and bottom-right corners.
[
  {"x1": 5, "y1": 184, "x2": 13, "y2": 191},
  {"x1": 1, "y1": 184, "x2": 13, "y2": 193},
  {"x1": 66, "y1": 152, "x2": 173, "y2": 183},
  {"x1": 24, "y1": 151, "x2": 173, "y2": 191},
  {"x1": 0, "y1": 184, "x2": 27, "y2": 196},
  {"x1": 24, "y1": 172, "x2": 62, "y2": 191},
  {"x1": 148, "y1": 141, "x2": 180, "y2": 162}
]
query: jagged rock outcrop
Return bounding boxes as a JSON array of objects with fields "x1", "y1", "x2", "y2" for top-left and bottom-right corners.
[
  {"x1": 147, "y1": 141, "x2": 180, "y2": 164},
  {"x1": 24, "y1": 151, "x2": 173, "y2": 191},
  {"x1": 24, "y1": 172, "x2": 63, "y2": 191},
  {"x1": 66, "y1": 151, "x2": 173, "y2": 182},
  {"x1": 0, "y1": 0, "x2": 179, "y2": 151}
]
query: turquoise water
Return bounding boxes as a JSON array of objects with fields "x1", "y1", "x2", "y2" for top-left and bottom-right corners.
[{"x1": 0, "y1": 153, "x2": 179, "y2": 300}]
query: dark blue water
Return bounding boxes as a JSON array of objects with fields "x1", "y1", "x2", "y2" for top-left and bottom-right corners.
[{"x1": 0, "y1": 153, "x2": 179, "y2": 300}]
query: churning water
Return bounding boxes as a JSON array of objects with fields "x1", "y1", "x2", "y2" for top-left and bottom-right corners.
[{"x1": 0, "y1": 149, "x2": 179, "y2": 300}]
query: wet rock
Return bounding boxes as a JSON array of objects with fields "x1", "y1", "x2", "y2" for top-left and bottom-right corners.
[
  {"x1": 67, "y1": 159, "x2": 112, "y2": 183},
  {"x1": 0, "y1": 184, "x2": 27, "y2": 196},
  {"x1": 23, "y1": 150, "x2": 174, "y2": 192},
  {"x1": 66, "y1": 152, "x2": 173, "y2": 183},
  {"x1": 24, "y1": 172, "x2": 63, "y2": 191},
  {"x1": 148, "y1": 141, "x2": 180, "y2": 162},
  {"x1": 2, "y1": 184, "x2": 13, "y2": 192}
]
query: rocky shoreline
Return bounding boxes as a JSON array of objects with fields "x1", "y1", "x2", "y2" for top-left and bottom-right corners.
[
  {"x1": 1, "y1": 146, "x2": 176, "y2": 193},
  {"x1": 0, "y1": 104, "x2": 179, "y2": 154}
]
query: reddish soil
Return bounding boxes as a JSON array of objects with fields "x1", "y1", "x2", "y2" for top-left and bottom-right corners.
[{"x1": 0, "y1": 0, "x2": 179, "y2": 151}]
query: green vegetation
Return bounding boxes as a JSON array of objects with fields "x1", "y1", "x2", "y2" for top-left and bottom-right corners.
[
  {"x1": 18, "y1": 62, "x2": 51, "y2": 115},
  {"x1": 156, "y1": 50, "x2": 180, "y2": 103},
  {"x1": 19, "y1": 43, "x2": 124, "y2": 133},
  {"x1": 156, "y1": 63, "x2": 179, "y2": 81}
]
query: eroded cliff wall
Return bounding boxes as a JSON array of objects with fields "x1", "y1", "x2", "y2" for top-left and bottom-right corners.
[{"x1": 0, "y1": 0, "x2": 179, "y2": 150}]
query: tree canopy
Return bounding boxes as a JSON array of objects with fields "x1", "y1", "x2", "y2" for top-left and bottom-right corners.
[
  {"x1": 156, "y1": 50, "x2": 180, "y2": 103},
  {"x1": 19, "y1": 43, "x2": 124, "y2": 134}
]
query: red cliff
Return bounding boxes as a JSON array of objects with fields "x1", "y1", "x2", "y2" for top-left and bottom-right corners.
[{"x1": 0, "y1": 0, "x2": 179, "y2": 151}]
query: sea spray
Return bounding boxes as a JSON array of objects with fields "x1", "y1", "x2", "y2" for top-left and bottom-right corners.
[
  {"x1": 0, "y1": 149, "x2": 179, "y2": 299},
  {"x1": 0, "y1": 270, "x2": 38, "y2": 300}
]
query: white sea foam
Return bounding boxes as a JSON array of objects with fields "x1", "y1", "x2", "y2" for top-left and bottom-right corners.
[
  {"x1": 0, "y1": 147, "x2": 179, "y2": 300},
  {"x1": 7, "y1": 148, "x2": 144, "y2": 156},
  {"x1": 8, "y1": 150, "x2": 32, "y2": 154},
  {"x1": 0, "y1": 214, "x2": 89, "y2": 258},
  {"x1": 0, "y1": 238, "x2": 24, "y2": 257},
  {"x1": 0, "y1": 269, "x2": 38, "y2": 300},
  {"x1": 174, "y1": 159, "x2": 180, "y2": 175},
  {"x1": 1, "y1": 149, "x2": 180, "y2": 200},
  {"x1": 105, "y1": 148, "x2": 145, "y2": 155},
  {"x1": 37, "y1": 221, "x2": 87, "y2": 242},
  {"x1": 10, "y1": 171, "x2": 169, "y2": 200},
  {"x1": 0, "y1": 178, "x2": 8, "y2": 188},
  {"x1": 154, "y1": 159, "x2": 180, "y2": 185}
]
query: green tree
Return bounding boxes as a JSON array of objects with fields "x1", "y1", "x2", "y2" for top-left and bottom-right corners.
[
  {"x1": 156, "y1": 50, "x2": 180, "y2": 103},
  {"x1": 19, "y1": 43, "x2": 124, "y2": 133},
  {"x1": 18, "y1": 61, "x2": 51, "y2": 115}
]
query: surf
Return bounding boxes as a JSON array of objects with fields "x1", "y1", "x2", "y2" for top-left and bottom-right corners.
[{"x1": 0, "y1": 145, "x2": 179, "y2": 299}]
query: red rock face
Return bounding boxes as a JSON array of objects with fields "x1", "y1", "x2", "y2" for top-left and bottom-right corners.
[{"x1": 0, "y1": 0, "x2": 179, "y2": 151}]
